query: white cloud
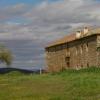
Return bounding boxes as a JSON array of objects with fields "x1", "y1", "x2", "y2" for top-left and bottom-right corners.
[
  {"x1": 0, "y1": 3, "x2": 30, "y2": 21},
  {"x1": 22, "y1": 0, "x2": 100, "y2": 41},
  {"x1": 0, "y1": 0, "x2": 100, "y2": 68},
  {"x1": 0, "y1": 0, "x2": 100, "y2": 41}
]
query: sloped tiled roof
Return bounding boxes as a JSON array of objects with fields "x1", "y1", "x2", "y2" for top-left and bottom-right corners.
[
  {"x1": 46, "y1": 33, "x2": 76, "y2": 47},
  {"x1": 46, "y1": 27, "x2": 100, "y2": 48}
]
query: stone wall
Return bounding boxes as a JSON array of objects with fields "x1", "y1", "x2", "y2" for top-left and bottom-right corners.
[
  {"x1": 97, "y1": 35, "x2": 100, "y2": 66},
  {"x1": 45, "y1": 34, "x2": 98, "y2": 72},
  {"x1": 68, "y1": 35, "x2": 97, "y2": 69}
]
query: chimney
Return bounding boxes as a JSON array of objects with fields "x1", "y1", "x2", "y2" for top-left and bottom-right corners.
[
  {"x1": 76, "y1": 31, "x2": 81, "y2": 38},
  {"x1": 83, "y1": 27, "x2": 89, "y2": 35}
]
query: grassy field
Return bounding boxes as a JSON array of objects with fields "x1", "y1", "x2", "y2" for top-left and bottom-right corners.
[{"x1": 0, "y1": 67, "x2": 100, "y2": 100}]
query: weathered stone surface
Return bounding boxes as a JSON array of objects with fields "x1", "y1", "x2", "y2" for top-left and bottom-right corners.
[{"x1": 45, "y1": 34, "x2": 100, "y2": 72}]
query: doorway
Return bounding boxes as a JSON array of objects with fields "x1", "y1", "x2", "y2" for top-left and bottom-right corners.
[{"x1": 65, "y1": 57, "x2": 70, "y2": 68}]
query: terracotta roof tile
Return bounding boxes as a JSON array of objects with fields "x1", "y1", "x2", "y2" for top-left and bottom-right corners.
[
  {"x1": 46, "y1": 33, "x2": 76, "y2": 47},
  {"x1": 46, "y1": 27, "x2": 100, "y2": 48}
]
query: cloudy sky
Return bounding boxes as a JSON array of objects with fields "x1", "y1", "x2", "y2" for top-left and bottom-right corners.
[{"x1": 0, "y1": 0, "x2": 100, "y2": 69}]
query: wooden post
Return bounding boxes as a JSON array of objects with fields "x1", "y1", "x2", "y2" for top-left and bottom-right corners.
[{"x1": 40, "y1": 68, "x2": 42, "y2": 75}]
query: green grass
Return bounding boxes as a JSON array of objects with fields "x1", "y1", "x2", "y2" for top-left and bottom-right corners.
[{"x1": 0, "y1": 67, "x2": 100, "y2": 100}]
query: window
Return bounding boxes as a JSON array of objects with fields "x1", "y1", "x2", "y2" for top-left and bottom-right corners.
[
  {"x1": 57, "y1": 45, "x2": 62, "y2": 50},
  {"x1": 87, "y1": 63, "x2": 89, "y2": 67},
  {"x1": 62, "y1": 44, "x2": 66, "y2": 49},
  {"x1": 81, "y1": 64, "x2": 83, "y2": 68},
  {"x1": 65, "y1": 57, "x2": 70, "y2": 68},
  {"x1": 97, "y1": 47, "x2": 100, "y2": 51},
  {"x1": 47, "y1": 48, "x2": 49, "y2": 52}
]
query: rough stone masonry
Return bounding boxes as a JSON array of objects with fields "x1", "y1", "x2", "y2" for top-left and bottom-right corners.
[{"x1": 45, "y1": 27, "x2": 100, "y2": 72}]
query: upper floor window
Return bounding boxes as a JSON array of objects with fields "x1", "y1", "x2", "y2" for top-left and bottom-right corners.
[
  {"x1": 62, "y1": 44, "x2": 66, "y2": 49},
  {"x1": 57, "y1": 45, "x2": 62, "y2": 50},
  {"x1": 47, "y1": 48, "x2": 49, "y2": 52},
  {"x1": 97, "y1": 47, "x2": 100, "y2": 51}
]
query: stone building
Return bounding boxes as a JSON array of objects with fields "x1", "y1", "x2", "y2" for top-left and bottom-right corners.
[{"x1": 45, "y1": 27, "x2": 100, "y2": 72}]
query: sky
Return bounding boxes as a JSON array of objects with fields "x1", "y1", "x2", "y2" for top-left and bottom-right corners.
[{"x1": 0, "y1": 0, "x2": 100, "y2": 69}]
